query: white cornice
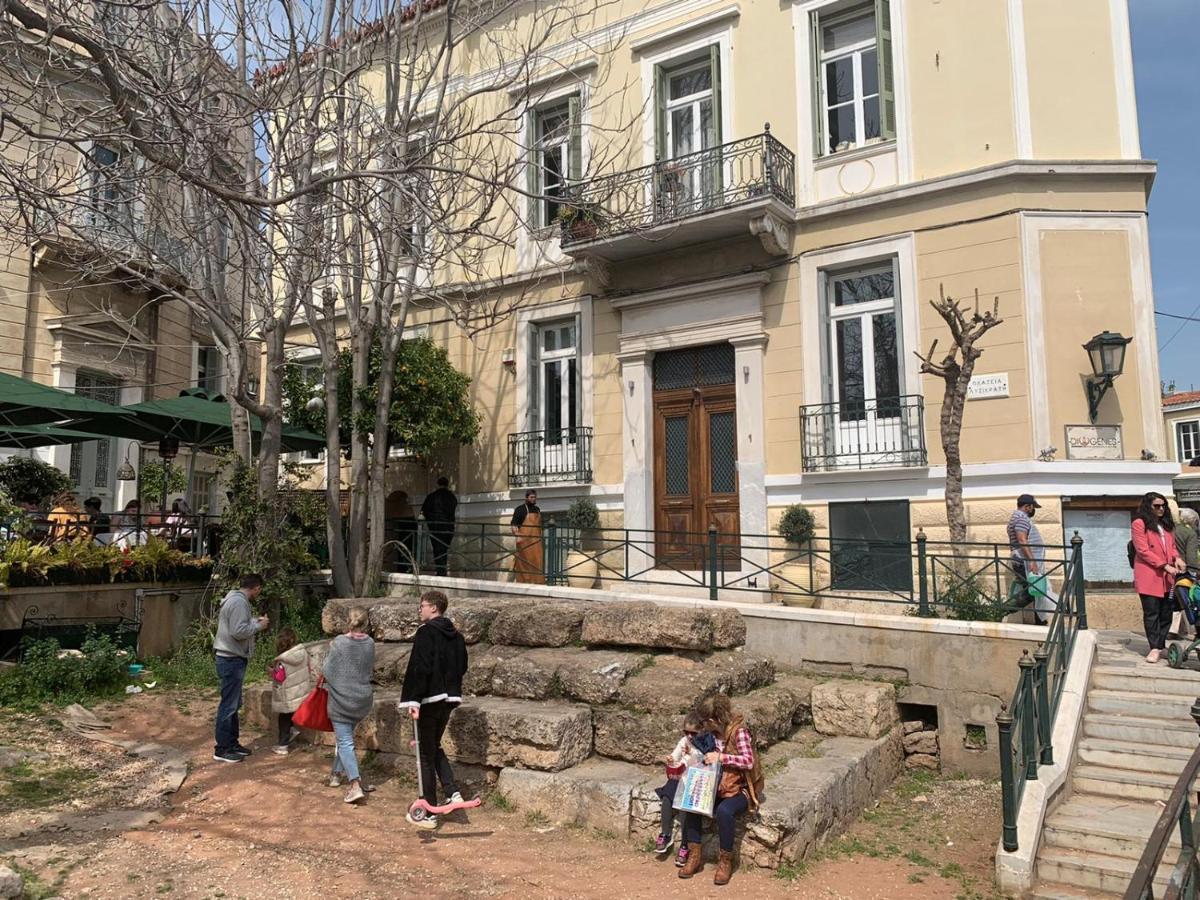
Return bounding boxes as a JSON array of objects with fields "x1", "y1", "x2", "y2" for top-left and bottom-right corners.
[
  {"x1": 608, "y1": 270, "x2": 771, "y2": 309},
  {"x1": 628, "y1": 4, "x2": 741, "y2": 53},
  {"x1": 507, "y1": 59, "x2": 598, "y2": 97}
]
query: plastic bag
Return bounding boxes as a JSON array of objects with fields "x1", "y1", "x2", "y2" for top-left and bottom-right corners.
[
  {"x1": 672, "y1": 761, "x2": 721, "y2": 818},
  {"x1": 1029, "y1": 575, "x2": 1058, "y2": 620}
]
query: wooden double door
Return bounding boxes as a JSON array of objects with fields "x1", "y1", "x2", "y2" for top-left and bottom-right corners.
[{"x1": 652, "y1": 345, "x2": 740, "y2": 569}]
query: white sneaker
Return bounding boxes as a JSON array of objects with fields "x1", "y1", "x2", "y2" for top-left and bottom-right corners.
[
  {"x1": 328, "y1": 774, "x2": 342, "y2": 788},
  {"x1": 406, "y1": 812, "x2": 438, "y2": 830},
  {"x1": 344, "y1": 784, "x2": 365, "y2": 804},
  {"x1": 272, "y1": 745, "x2": 289, "y2": 756},
  {"x1": 448, "y1": 792, "x2": 464, "y2": 805}
]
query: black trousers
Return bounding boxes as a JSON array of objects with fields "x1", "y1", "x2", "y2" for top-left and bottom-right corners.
[
  {"x1": 429, "y1": 524, "x2": 455, "y2": 577},
  {"x1": 277, "y1": 712, "x2": 293, "y2": 746},
  {"x1": 1140, "y1": 593, "x2": 1173, "y2": 651},
  {"x1": 417, "y1": 701, "x2": 459, "y2": 806}
]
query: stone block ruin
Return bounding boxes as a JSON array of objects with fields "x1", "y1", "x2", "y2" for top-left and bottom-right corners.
[{"x1": 247, "y1": 594, "x2": 906, "y2": 869}]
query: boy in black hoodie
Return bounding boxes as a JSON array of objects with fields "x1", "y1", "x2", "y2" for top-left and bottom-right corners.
[{"x1": 400, "y1": 590, "x2": 469, "y2": 829}]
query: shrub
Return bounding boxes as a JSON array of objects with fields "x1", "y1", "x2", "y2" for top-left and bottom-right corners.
[
  {"x1": 0, "y1": 457, "x2": 72, "y2": 506},
  {"x1": 940, "y1": 576, "x2": 1009, "y2": 622},
  {"x1": 0, "y1": 537, "x2": 213, "y2": 589},
  {"x1": 0, "y1": 631, "x2": 129, "y2": 709},
  {"x1": 777, "y1": 505, "x2": 816, "y2": 545}
]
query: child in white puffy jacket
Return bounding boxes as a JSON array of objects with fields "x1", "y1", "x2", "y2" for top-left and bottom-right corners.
[
  {"x1": 654, "y1": 711, "x2": 711, "y2": 866},
  {"x1": 270, "y1": 628, "x2": 313, "y2": 755}
]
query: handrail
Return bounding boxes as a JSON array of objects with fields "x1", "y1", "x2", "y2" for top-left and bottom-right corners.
[{"x1": 1124, "y1": 700, "x2": 1200, "y2": 900}]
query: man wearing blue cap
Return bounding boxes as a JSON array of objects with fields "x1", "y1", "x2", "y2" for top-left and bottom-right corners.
[{"x1": 1007, "y1": 494, "x2": 1045, "y2": 623}]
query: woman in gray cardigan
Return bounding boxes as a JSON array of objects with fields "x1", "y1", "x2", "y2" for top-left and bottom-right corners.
[{"x1": 322, "y1": 606, "x2": 375, "y2": 804}]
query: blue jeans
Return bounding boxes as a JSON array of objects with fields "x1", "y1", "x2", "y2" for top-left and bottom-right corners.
[
  {"x1": 683, "y1": 793, "x2": 749, "y2": 852},
  {"x1": 330, "y1": 719, "x2": 361, "y2": 783},
  {"x1": 214, "y1": 655, "x2": 247, "y2": 754}
]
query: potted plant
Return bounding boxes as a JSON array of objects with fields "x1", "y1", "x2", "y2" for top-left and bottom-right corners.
[
  {"x1": 774, "y1": 504, "x2": 817, "y2": 607},
  {"x1": 557, "y1": 203, "x2": 601, "y2": 241},
  {"x1": 562, "y1": 496, "x2": 601, "y2": 588}
]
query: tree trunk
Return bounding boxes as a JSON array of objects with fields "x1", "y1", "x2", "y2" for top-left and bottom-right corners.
[{"x1": 348, "y1": 322, "x2": 372, "y2": 593}]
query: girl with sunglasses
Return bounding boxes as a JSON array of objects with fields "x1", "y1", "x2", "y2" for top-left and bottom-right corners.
[
  {"x1": 654, "y1": 711, "x2": 713, "y2": 866},
  {"x1": 1132, "y1": 492, "x2": 1186, "y2": 663}
]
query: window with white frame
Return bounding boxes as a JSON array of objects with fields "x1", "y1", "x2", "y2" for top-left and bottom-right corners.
[
  {"x1": 529, "y1": 97, "x2": 581, "y2": 229},
  {"x1": 824, "y1": 261, "x2": 901, "y2": 419},
  {"x1": 810, "y1": 1, "x2": 895, "y2": 157},
  {"x1": 196, "y1": 345, "x2": 222, "y2": 394},
  {"x1": 378, "y1": 136, "x2": 431, "y2": 256},
  {"x1": 529, "y1": 318, "x2": 580, "y2": 444},
  {"x1": 1178, "y1": 421, "x2": 1200, "y2": 463},
  {"x1": 87, "y1": 143, "x2": 132, "y2": 226},
  {"x1": 293, "y1": 358, "x2": 325, "y2": 463},
  {"x1": 69, "y1": 371, "x2": 121, "y2": 498}
]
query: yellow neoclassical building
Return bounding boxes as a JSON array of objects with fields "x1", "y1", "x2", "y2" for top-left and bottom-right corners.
[{"x1": 286, "y1": 0, "x2": 1172, "y2": 586}]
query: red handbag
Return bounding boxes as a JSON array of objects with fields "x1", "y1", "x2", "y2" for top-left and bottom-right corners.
[{"x1": 292, "y1": 676, "x2": 334, "y2": 732}]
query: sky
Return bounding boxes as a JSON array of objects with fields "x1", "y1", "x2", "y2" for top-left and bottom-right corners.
[{"x1": 1130, "y1": 0, "x2": 1200, "y2": 391}]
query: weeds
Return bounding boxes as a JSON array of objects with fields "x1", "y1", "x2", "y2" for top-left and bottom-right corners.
[
  {"x1": 0, "y1": 631, "x2": 128, "y2": 710},
  {"x1": 524, "y1": 810, "x2": 550, "y2": 827},
  {"x1": 488, "y1": 792, "x2": 513, "y2": 812},
  {"x1": 774, "y1": 860, "x2": 808, "y2": 881},
  {"x1": 1, "y1": 760, "x2": 95, "y2": 809}
]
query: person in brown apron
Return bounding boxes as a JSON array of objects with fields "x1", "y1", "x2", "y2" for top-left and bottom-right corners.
[{"x1": 510, "y1": 490, "x2": 544, "y2": 584}]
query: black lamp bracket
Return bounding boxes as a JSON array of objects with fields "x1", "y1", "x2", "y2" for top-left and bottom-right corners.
[{"x1": 1086, "y1": 375, "x2": 1114, "y2": 424}]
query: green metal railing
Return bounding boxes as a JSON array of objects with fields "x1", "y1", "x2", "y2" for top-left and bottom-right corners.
[
  {"x1": 997, "y1": 533, "x2": 1087, "y2": 852},
  {"x1": 384, "y1": 519, "x2": 1083, "y2": 622},
  {"x1": 1125, "y1": 701, "x2": 1200, "y2": 899}
]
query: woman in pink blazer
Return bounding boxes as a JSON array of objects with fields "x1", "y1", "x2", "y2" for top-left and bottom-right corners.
[{"x1": 1131, "y1": 492, "x2": 1185, "y2": 663}]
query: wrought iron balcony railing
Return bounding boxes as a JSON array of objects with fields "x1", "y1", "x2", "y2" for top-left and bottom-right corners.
[
  {"x1": 508, "y1": 427, "x2": 594, "y2": 487},
  {"x1": 33, "y1": 201, "x2": 192, "y2": 276},
  {"x1": 558, "y1": 128, "x2": 795, "y2": 247},
  {"x1": 800, "y1": 394, "x2": 928, "y2": 472}
]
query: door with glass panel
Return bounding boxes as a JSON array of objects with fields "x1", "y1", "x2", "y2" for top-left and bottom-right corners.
[
  {"x1": 659, "y1": 50, "x2": 722, "y2": 217},
  {"x1": 826, "y1": 264, "x2": 903, "y2": 466},
  {"x1": 531, "y1": 319, "x2": 580, "y2": 481},
  {"x1": 652, "y1": 345, "x2": 739, "y2": 570},
  {"x1": 69, "y1": 372, "x2": 121, "y2": 507}
]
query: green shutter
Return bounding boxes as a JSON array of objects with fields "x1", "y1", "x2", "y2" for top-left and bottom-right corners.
[
  {"x1": 526, "y1": 107, "x2": 539, "y2": 225},
  {"x1": 809, "y1": 9, "x2": 825, "y2": 157},
  {"x1": 708, "y1": 44, "x2": 722, "y2": 147},
  {"x1": 654, "y1": 64, "x2": 668, "y2": 160},
  {"x1": 875, "y1": 0, "x2": 896, "y2": 141},
  {"x1": 568, "y1": 93, "x2": 582, "y2": 181},
  {"x1": 528, "y1": 323, "x2": 540, "y2": 432}
]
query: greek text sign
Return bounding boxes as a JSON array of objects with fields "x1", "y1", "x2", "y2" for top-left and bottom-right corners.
[
  {"x1": 967, "y1": 372, "x2": 1009, "y2": 400},
  {"x1": 1065, "y1": 424, "x2": 1123, "y2": 460}
]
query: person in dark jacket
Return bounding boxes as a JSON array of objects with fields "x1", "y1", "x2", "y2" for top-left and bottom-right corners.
[
  {"x1": 421, "y1": 477, "x2": 458, "y2": 577},
  {"x1": 400, "y1": 590, "x2": 469, "y2": 830}
]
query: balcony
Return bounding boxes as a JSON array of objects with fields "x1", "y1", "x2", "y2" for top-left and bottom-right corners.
[
  {"x1": 558, "y1": 129, "x2": 796, "y2": 261},
  {"x1": 508, "y1": 427, "x2": 594, "y2": 487},
  {"x1": 800, "y1": 395, "x2": 928, "y2": 472},
  {"x1": 33, "y1": 201, "x2": 191, "y2": 281}
]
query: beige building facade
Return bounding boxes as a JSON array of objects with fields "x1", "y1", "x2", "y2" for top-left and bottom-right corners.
[{"x1": 295, "y1": 0, "x2": 1172, "y2": 588}]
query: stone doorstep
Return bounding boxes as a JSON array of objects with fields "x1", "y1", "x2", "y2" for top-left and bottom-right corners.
[{"x1": 495, "y1": 729, "x2": 904, "y2": 869}]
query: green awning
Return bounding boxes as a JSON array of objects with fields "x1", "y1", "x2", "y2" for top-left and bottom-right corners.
[
  {"x1": 0, "y1": 372, "x2": 131, "y2": 428},
  {"x1": 0, "y1": 424, "x2": 110, "y2": 449}
]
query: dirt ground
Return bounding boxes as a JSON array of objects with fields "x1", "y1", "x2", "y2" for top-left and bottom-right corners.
[{"x1": 1, "y1": 690, "x2": 1006, "y2": 899}]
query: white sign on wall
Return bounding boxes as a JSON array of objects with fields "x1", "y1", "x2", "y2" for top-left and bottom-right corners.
[
  {"x1": 1065, "y1": 424, "x2": 1123, "y2": 460},
  {"x1": 967, "y1": 372, "x2": 1009, "y2": 400}
]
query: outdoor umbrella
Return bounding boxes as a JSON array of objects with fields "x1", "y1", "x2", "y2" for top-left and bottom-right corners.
[
  {"x1": 0, "y1": 423, "x2": 115, "y2": 450},
  {"x1": 0, "y1": 372, "x2": 133, "y2": 428}
]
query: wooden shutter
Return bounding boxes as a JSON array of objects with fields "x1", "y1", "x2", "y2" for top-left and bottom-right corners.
[
  {"x1": 654, "y1": 64, "x2": 668, "y2": 160},
  {"x1": 809, "y1": 9, "x2": 825, "y2": 157},
  {"x1": 526, "y1": 107, "x2": 539, "y2": 225},
  {"x1": 568, "y1": 93, "x2": 582, "y2": 182},
  {"x1": 708, "y1": 44, "x2": 723, "y2": 147},
  {"x1": 527, "y1": 322, "x2": 541, "y2": 432},
  {"x1": 875, "y1": 0, "x2": 896, "y2": 140}
]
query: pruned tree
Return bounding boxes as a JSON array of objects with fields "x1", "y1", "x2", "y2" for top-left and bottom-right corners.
[
  {"x1": 0, "y1": 0, "x2": 640, "y2": 595},
  {"x1": 915, "y1": 286, "x2": 1004, "y2": 545}
]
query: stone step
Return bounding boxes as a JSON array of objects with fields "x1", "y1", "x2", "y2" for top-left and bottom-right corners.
[
  {"x1": 593, "y1": 676, "x2": 807, "y2": 766},
  {"x1": 580, "y1": 601, "x2": 745, "y2": 651},
  {"x1": 494, "y1": 729, "x2": 903, "y2": 868},
  {"x1": 1087, "y1": 689, "x2": 1197, "y2": 721},
  {"x1": 1092, "y1": 664, "x2": 1200, "y2": 697},
  {"x1": 245, "y1": 686, "x2": 593, "y2": 772},
  {"x1": 1082, "y1": 712, "x2": 1198, "y2": 747},
  {"x1": 1077, "y1": 737, "x2": 1193, "y2": 775},
  {"x1": 1043, "y1": 794, "x2": 1178, "y2": 859},
  {"x1": 1030, "y1": 881, "x2": 1122, "y2": 899},
  {"x1": 477, "y1": 646, "x2": 653, "y2": 704},
  {"x1": 1073, "y1": 764, "x2": 1177, "y2": 802},
  {"x1": 614, "y1": 651, "x2": 776, "y2": 715},
  {"x1": 1037, "y1": 847, "x2": 1168, "y2": 896}
]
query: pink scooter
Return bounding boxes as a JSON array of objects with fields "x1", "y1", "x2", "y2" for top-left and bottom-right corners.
[{"x1": 406, "y1": 707, "x2": 482, "y2": 824}]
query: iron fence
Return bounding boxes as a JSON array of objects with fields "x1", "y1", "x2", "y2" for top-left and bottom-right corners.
[
  {"x1": 1125, "y1": 702, "x2": 1200, "y2": 899},
  {"x1": 507, "y1": 427, "x2": 594, "y2": 487},
  {"x1": 800, "y1": 394, "x2": 928, "y2": 472},
  {"x1": 559, "y1": 129, "x2": 795, "y2": 246},
  {"x1": 997, "y1": 534, "x2": 1087, "y2": 852}
]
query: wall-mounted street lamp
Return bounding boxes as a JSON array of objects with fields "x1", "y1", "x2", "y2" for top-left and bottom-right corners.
[{"x1": 1084, "y1": 331, "x2": 1132, "y2": 424}]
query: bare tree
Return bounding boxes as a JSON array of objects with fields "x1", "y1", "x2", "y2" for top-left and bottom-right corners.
[
  {"x1": 915, "y1": 286, "x2": 1003, "y2": 546},
  {"x1": 1, "y1": 0, "x2": 638, "y2": 594}
]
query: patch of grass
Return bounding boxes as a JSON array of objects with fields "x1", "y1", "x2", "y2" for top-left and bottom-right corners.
[
  {"x1": 524, "y1": 810, "x2": 549, "y2": 827},
  {"x1": 905, "y1": 850, "x2": 935, "y2": 868},
  {"x1": 893, "y1": 770, "x2": 937, "y2": 799},
  {"x1": 5, "y1": 861, "x2": 61, "y2": 900},
  {"x1": 487, "y1": 792, "x2": 513, "y2": 812},
  {"x1": 591, "y1": 827, "x2": 618, "y2": 841},
  {"x1": 639, "y1": 837, "x2": 657, "y2": 854},
  {"x1": 156, "y1": 879, "x2": 175, "y2": 894},
  {"x1": 1, "y1": 762, "x2": 95, "y2": 809},
  {"x1": 908, "y1": 872, "x2": 926, "y2": 884},
  {"x1": 774, "y1": 860, "x2": 808, "y2": 881},
  {"x1": 939, "y1": 862, "x2": 964, "y2": 879}
]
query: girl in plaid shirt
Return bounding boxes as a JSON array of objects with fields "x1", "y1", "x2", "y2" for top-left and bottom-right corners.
[{"x1": 678, "y1": 693, "x2": 763, "y2": 887}]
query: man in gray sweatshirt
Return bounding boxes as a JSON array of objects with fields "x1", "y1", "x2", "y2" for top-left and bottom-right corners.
[{"x1": 213, "y1": 573, "x2": 268, "y2": 763}]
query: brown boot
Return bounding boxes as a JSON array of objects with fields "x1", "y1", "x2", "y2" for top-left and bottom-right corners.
[
  {"x1": 677, "y1": 843, "x2": 704, "y2": 879},
  {"x1": 713, "y1": 849, "x2": 734, "y2": 886}
]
